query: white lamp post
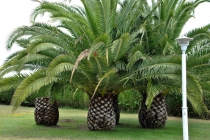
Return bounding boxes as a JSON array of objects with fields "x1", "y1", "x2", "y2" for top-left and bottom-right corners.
[{"x1": 176, "y1": 36, "x2": 193, "y2": 140}]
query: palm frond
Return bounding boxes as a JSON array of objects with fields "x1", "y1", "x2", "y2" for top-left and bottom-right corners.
[
  {"x1": 92, "y1": 68, "x2": 117, "y2": 99},
  {"x1": 11, "y1": 69, "x2": 58, "y2": 111},
  {"x1": 47, "y1": 54, "x2": 75, "y2": 77},
  {"x1": 0, "y1": 74, "x2": 28, "y2": 92},
  {"x1": 110, "y1": 33, "x2": 130, "y2": 61},
  {"x1": 70, "y1": 49, "x2": 90, "y2": 83}
]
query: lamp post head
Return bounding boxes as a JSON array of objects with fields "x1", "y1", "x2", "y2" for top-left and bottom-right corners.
[{"x1": 176, "y1": 36, "x2": 193, "y2": 51}]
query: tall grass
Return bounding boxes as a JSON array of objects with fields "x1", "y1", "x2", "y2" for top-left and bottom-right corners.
[{"x1": 0, "y1": 105, "x2": 210, "y2": 140}]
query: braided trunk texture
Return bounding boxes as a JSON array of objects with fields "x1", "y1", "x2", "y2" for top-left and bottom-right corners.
[
  {"x1": 34, "y1": 97, "x2": 59, "y2": 126},
  {"x1": 87, "y1": 95, "x2": 116, "y2": 130},
  {"x1": 138, "y1": 94, "x2": 167, "y2": 128}
]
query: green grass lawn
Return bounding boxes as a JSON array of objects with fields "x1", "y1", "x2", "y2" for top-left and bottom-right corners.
[{"x1": 0, "y1": 105, "x2": 209, "y2": 140}]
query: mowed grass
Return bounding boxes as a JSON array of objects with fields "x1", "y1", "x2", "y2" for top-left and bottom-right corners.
[{"x1": 0, "y1": 105, "x2": 210, "y2": 140}]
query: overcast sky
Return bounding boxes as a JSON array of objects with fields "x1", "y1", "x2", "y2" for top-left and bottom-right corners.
[{"x1": 1, "y1": 0, "x2": 210, "y2": 66}]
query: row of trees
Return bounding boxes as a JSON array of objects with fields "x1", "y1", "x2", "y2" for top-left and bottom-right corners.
[
  {"x1": 0, "y1": 0, "x2": 210, "y2": 130},
  {"x1": 1, "y1": 87, "x2": 208, "y2": 117}
]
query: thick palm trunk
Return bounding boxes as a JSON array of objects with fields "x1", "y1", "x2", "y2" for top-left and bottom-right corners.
[
  {"x1": 87, "y1": 95, "x2": 116, "y2": 130},
  {"x1": 138, "y1": 94, "x2": 167, "y2": 128},
  {"x1": 34, "y1": 97, "x2": 59, "y2": 126},
  {"x1": 113, "y1": 94, "x2": 120, "y2": 124}
]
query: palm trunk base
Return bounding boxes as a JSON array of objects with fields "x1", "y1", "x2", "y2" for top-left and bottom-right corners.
[
  {"x1": 34, "y1": 97, "x2": 59, "y2": 126},
  {"x1": 87, "y1": 96, "x2": 116, "y2": 130},
  {"x1": 138, "y1": 94, "x2": 167, "y2": 128}
]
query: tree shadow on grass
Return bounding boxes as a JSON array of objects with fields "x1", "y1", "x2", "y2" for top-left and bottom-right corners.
[{"x1": 49, "y1": 118, "x2": 89, "y2": 130}]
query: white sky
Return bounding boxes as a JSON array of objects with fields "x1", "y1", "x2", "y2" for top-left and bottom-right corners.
[{"x1": 0, "y1": 0, "x2": 210, "y2": 66}]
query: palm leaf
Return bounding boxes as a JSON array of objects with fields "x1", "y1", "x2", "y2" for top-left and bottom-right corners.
[
  {"x1": 11, "y1": 69, "x2": 58, "y2": 111},
  {"x1": 92, "y1": 68, "x2": 117, "y2": 99},
  {"x1": 47, "y1": 54, "x2": 75, "y2": 77},
  {"x1": 70, "y1": 49, "x2": 90, "y2": 83}
]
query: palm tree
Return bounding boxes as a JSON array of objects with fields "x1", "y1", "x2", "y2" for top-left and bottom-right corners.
[
  {"x1": 126, "y1": 0, "x2": 210, "y2": 128},
  {"x1": 126, "y1": 54, "x2": 183, "y2": 128},
  {"x1": 30, "y1": 0, "x2": 143, "y2": 129},
  {"x1": 68, "y1": 32, "x2": 140, "y2": 130},
  {"x1": 0, "y1": 23, "x2": 72, "y2": 125},
  {"x1": 0, "y1": 0, "x2": 147, "y2": 130},
  {"x1": 185, "y1": 25, "x2": 210, "y2": 116}
]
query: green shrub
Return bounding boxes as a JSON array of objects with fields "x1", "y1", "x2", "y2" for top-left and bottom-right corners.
[
  {"x1": 165, "y1": 93, "x2": 182, "y2": 116},
  {"x1": 0, "y1": 87, "x2": 48, "y2": 106},
  {"x1": 0, "y1": 90, "x2": 13, "y2": 105},
  {"x1": 203, "y1": 92, "x2": 210, "y2": 110},
  {"x1": 50, "y1": 85, "x2": 89, "y2": 109},
  {"x1": 118, "y1": 89, "x2": 141, "y2": 113},
  {"x1": 165, "y1": 93, "x2": 201, "y2": 118}
]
